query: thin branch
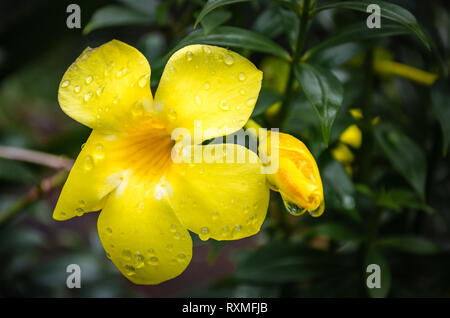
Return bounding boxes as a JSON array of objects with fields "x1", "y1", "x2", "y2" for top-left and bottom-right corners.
[
  {"x1": 0, "y1": 145, "x2": 74, "y2": 170},
  {"x1": 0, "y1": 170, "x2": 69, "y2": 226}
]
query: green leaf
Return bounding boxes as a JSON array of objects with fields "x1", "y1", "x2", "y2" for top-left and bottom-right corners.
[
  {"x1": 320, "y1": 156, "x2": 361, "y2": 222},
  {"x1": 308, "y1": 42, "x2": 367, "y2": 67},
  {"x1": 251, "y1": 87, "x2": 282, "y2": 117},
  {"x1": 374, "y1": 124, "x2": 427, "y2": 199},
  {"x1": 364, "y1": 248, "x2": 391, "y2": 298},
  {"x1": 168, "y1": 26, "x2": 291, "y2": 61},
  {"x1": 234, "y1": 240, "x2": 344, "y2": 283},
  {"x1": 313, "y1": 0, "x2": 430, "y2": 50},
  {"x1": 431, "y1": 82, "x2": 450, "y2": 156},
  {"x1": 304, "y1": 22, "x2": 410, "y2": 61},
  {"x1": 302, "y1": 223, "x2": 361, "y2": 242},
  {"x1": 117, "y1": 0, "x2": 159, "y2": 16},
  {"x1": 200, "y1": 10, "x2": 232, "y2": 35},
  {"x1": 252, "y1": 7, "x2": 285, "y2": 39},
  {"x1": 378, "y1": 236, "x2": 440, "y2": 255},
  {"x1": 375, "y1": 188, "x2": 433, "y2": 213},
  {"x1": 295, "y1": 63, "x2": 343, "y2": 146},
  {"x1": 83, "y1": 5, "x2": 155, "y2": 35},
  {"x1": 195, "y1": 0, "x2": 251, "y2": 27}
]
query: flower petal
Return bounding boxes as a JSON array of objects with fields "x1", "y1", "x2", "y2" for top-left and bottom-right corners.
[
  {"x1": 97, "y1": 175, "x2": 192, "y2": 285},
  {"x1": 167, "y1": 143, "x2": 269, "y2": 241},
  {"x1": 53, "y1": 131, "x2": 128, "y2": 221},
  {"x1": 154, "y1": 45, "x2": 262, "y2": 140},
  {"x1": 58, "y1": 39, "x2": 153, "y2": 132}
]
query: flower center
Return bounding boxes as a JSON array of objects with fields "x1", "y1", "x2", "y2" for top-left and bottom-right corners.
[{"x1": 113, "y1": 120, "x2": 174, "y2": 182}]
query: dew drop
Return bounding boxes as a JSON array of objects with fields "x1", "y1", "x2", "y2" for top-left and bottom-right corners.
[
  {"x1": 148, "y1": 256, "x2": 159, "y2": 266},
  {"x1": 199, "y1": 227, "x2": 210, "y2": 241},
  {"x1": 224, "y1": 54, "x2": 234, "y2": 66},
  {"x1": 212, "y1": 210, "x2": 219, "y2": 221},
  {"x1": 204, "y1": 82, "x2": 211, "y2": 90},
  {"x1": 122, "y1": 249, "x2": 132, "y2": 261},
  {"x1": 131, "y1": 101, "x2": 144, "y2": 117},
  {"x1": 85, "y1": 75, "x2": 93, "y2": 84},
  {"x1": 138, "y1": 74, "x2": 149, "y2": 88},
  {"x1": 84, "y1": 92, "x2": 93, "y2": 102},
  {"x1": 83, "y1": 156, "x2": 94, "y2": 171},
  {"x1": 134, "y1": 253, "x2": 145, "y2": 268},
  {"x1": 186, "y1": 51, "x2": 193, "y2": 61},
  {"x1": 219, "y1": 100, "x2": 229, "y2": 111},
  {"x1": 61, "y1": 80, "x2": 70, "y2": 88},
  {"x1": 177, "y1": 253, "x2": 187, "y2": 262},
  {"x1": 124, "y1": 264, "x2": 136, "y2": 276},
  {"x1": 202, "y1": 46, "x2": 212, "y2": 54},
  {"x1": 246, "y1": 98, "x2": 256, "y2": 107},
  {"x1": 238, "y1": 72, "x2": 246, "y2": 81},
  {"x1": 93, "y1": 143, "x2": 104, "y2": 160},
  {"x1": 96, "y1": 86, "x2": 104, "y2": 96},
  {"x1": 116, "y1": 68, "x2": 127, "y2": 77},
  {"x1": 283, "y1": 200, "x2": 306, "y2": 216},
  {"x1": 74, "y1": 85, "x2": 81, "y2": 93}
]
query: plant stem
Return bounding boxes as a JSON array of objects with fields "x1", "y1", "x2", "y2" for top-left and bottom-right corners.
[
  {"x1": 0, "y1": 170, "x2": 69, "y2": 226},
  {"x1": 274, "y1": 0, "x2": 311, "y2": 129},
  {"x1": 0, "y1": 145, "x2": 74, "y2": 170}
]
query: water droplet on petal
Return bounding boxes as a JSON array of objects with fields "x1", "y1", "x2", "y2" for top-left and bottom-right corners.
[
  {"x1": 186, "y1": 51, "x2": 193, "y2": 61},
  {"x1": 116, "y1": 68, "x2": 127, "y2": 77},
  {"x1": 61, "y1": 80, "x2": 70, "y2": 88},
  {"x1": 124, "y1": 264, "x2": 136, "y2": 276},
  {"x1": 246, "y1": 98, "x2": 256, "y2": 107},
  {"x1": 134, "y1": 253, "x2": 145, "y2": 268},
  {"x1": 96, "y1": 86, "x2": 104, "y2": 96},
  {"x1": 224, "y1": 54, "x2": 234, "y2": 66},
  {"x1": 131, "y1": 101, "x2": 144, "y2": 117},
  {"x1": 93, "y1": 143, "x2": 104, "y2": 160},
  {"x1": 219, "y1": 100, "x2": 229, "y2": 111},
  {"x1": 199, "y1": 227, "x2": 210, "y2": 241},
  {"x1": 204, "y1": 82, "x2": 211, "y2": 90},
  {"x1": 177, "y1": 253, "x2": 187, "y2": 262},
  {"x1": 283, "y1": 200, "x2": 307, "y2": 216},
  {"x1": 202, "y1": 46, "x2": 212, "y2": 54},
  {"x1": 83, "y1": 156, "x2": 94, "y2": 171},
  {"x1": 148, "y1": 256, "x2": 159, "y2": 266},
  {"x1": 138, "y1": 74, "x2": 150, "y2": 88},
  {"x1": 74, "y1": 85, "x2": 81, "y2": 93},
  {"x1": 86, "y1": 75, "x2": 93, "y2": 84},
  {"x1": 239, "y1": 72, "x2": 246, "y2": 81},
  {"x1": 122, "y1": 249, "x2": 132, "y2": 261},
  {"x1": 84, "y1": 92, "x2": 93, "y2": 102}
]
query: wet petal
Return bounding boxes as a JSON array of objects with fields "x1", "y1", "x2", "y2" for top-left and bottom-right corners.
[
  {"x1": 154, "y1": 45, "x2": 262, "y2": 141},
  {"x1": 58, "y1": 40, "x2": 153, "y2": 132},
  {"x1": 97, "y1": 175, "x2": 192, "y2": 285},
  {"x1": 167, "y1": 143, "x2": 269, "y2": 241}
]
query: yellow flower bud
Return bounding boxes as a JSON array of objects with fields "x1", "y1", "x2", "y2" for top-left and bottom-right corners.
[{"x1": 259, "y1": 131, "x2": 325, "y2": 217}]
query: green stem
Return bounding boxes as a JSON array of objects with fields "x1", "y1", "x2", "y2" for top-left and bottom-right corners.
[
  {"x1": 0, "y1": 170, "x2": 69, "y2": 227},
  {"x1": 274, "y1": 0, "x2": 311, "y2": 129}
]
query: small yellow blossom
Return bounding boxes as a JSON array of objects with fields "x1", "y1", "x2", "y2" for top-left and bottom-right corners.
[
  {"x1": 54, "y1": 40, "x2": 270, "y2": 284},
  {"x1": 259, "y1": 131, "x2": 325, "y2": 217}
]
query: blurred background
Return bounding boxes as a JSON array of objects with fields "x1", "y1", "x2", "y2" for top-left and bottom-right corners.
[{"x1": 0, "y1": 0, "x2": 449, "y2": 297}]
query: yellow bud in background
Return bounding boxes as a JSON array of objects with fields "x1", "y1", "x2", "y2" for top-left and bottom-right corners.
[
  {"x1": 259, "y1": 131, "x2": 325, "y2": 217},
  {"x1": 339, "y1": 124, "x2": 362, "y2": 149}
]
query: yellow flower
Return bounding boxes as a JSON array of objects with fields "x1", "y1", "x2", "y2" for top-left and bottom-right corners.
[
  {"x1": 258, "y1": 131, "x2": 325, "y2": 217},
  {"x1": 54, "y1": 40, "x2": 270, "y2": 284}
]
